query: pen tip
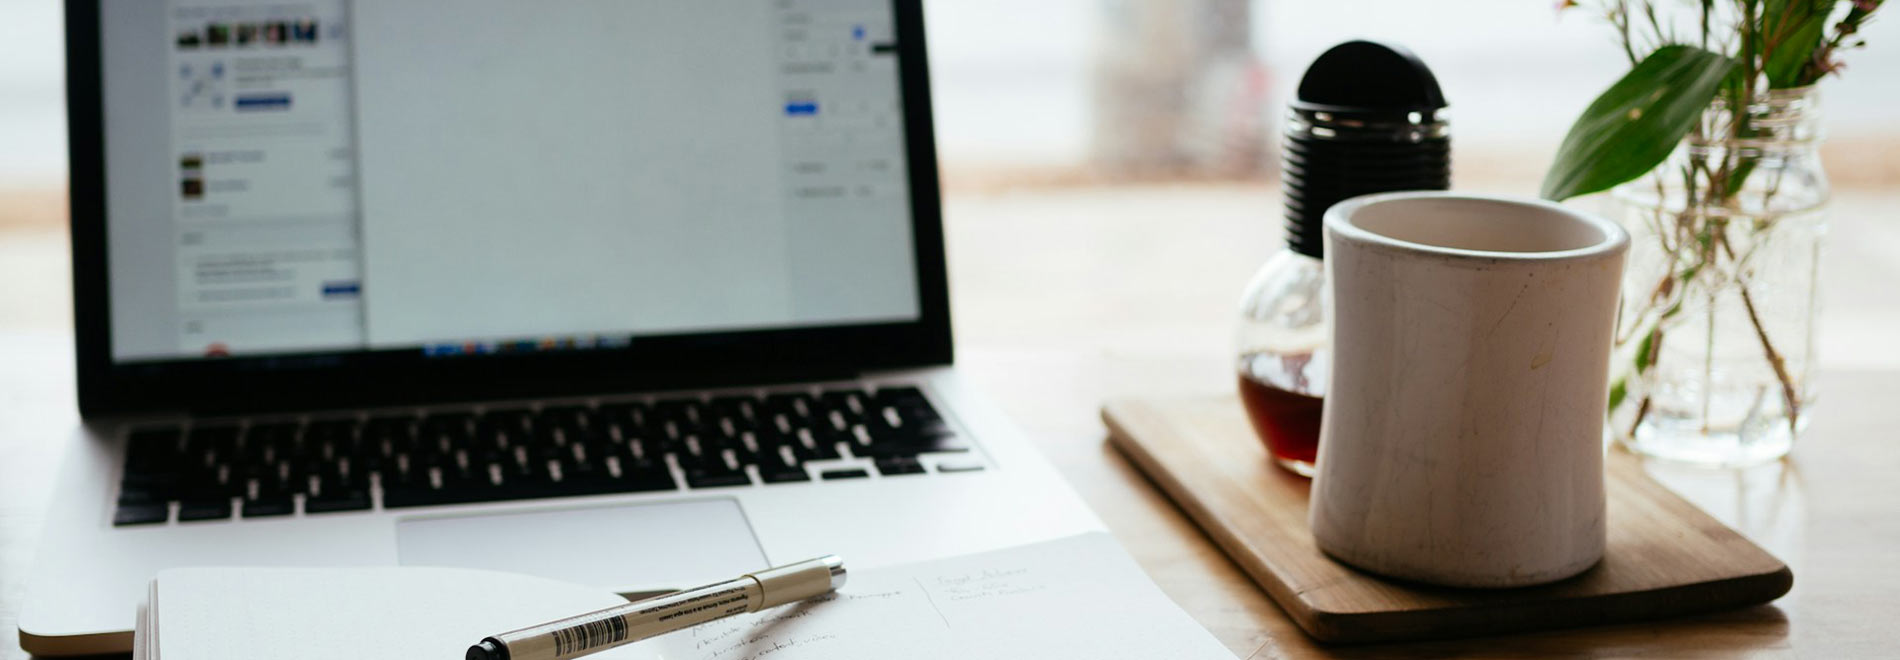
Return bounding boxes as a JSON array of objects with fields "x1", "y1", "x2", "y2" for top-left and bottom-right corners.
[
  {"x1": 467, "y1": 639, "x2": 508, "y2": 660},
  {"x1": 824, "y1": 555, "x2": 848, "y2": 591}
]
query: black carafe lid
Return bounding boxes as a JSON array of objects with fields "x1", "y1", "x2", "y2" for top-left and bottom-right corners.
[
  {"x1": 1283, "y1": 40, "x2": 1449, "y2": 258},
  {"x1": 1293, "y1": 40, "x2": 1445, "y2": 114}
]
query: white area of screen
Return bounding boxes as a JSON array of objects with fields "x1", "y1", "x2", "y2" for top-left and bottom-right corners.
[
  {"x1": 102, "y1": 0, "x2": 178, "y2": 360},
  {"x1": 103, "y1": 0, "x2": 921, "y2": 361},
  {"x1": 363, "y1": 2, "x2": 782, "y2": 345}
]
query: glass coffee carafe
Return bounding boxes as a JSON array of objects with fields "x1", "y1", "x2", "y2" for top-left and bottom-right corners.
[{"x1": 1235, "y1": 40, "x2": 1448, "y2": 477}]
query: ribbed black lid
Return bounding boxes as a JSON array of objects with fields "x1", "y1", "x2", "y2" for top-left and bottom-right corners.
[{"x1": 1284, "y1": 40, "x2": 1449, "y2": 258}]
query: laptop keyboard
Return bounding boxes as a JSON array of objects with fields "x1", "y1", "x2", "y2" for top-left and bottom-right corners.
[{"x1": 112, "y1": 385, "x2": 981, "y2": 526}]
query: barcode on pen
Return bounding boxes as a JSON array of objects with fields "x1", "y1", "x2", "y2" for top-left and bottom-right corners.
[{"x1": 552, "y1": 616, "x2": 630, "y2": 657}]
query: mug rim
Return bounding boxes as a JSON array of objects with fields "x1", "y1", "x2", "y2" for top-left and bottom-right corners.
[{"x1": 1323, "y1": 191, "x2": 1630, "y2": 262}]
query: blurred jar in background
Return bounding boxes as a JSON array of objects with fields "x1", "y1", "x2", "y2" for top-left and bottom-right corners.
[{"x1": 1089, "y1": 0, "x2": 1271, "y2": 179}]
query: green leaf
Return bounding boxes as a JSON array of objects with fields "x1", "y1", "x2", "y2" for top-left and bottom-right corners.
[
  {"x1": 1540, "y1": 46, "x2": 1738, "y2": 201},
  {"x1": 1634, "y1": 328, "x2": 1658, "y2": 373},
  {"x1": 1725, "y1": 159, "x2": 1759, "y2": 199},
  {"x1": 1765, "y1": 0, "x2": 1836, "y2": 88},
  {"x1": 1608, "y1": 378, "x2": 1629, "y2": 412}
]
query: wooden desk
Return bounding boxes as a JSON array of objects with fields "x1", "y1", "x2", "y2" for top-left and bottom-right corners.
[{"x1": 4, "y1": 185, "x2": 1898, "y2": 658}]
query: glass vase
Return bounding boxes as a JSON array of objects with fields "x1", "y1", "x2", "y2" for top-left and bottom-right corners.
[{"x1": 1607, "y1": 87, "x2": 1827, "y2": 467}]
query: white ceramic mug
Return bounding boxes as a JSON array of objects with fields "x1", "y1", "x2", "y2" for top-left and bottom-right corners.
[{"x1": 1309, "y1": 191, "x2": 1629, "y2": 588}]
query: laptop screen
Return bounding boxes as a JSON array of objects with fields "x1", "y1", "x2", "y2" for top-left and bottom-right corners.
[{"x1": 98, "y1": 0, "x2": 921, "y2": 364}]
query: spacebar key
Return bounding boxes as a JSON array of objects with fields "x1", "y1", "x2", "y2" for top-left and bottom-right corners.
[{"x1": 381, "y1": 484, "x2": 514, "y2": 508}]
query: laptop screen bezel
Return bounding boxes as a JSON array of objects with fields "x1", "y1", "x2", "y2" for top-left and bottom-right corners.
[{"x1": 66, "y1": 0, "x2": 953, "y2": 417}]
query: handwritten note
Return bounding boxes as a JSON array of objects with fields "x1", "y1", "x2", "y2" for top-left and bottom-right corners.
[{"x1": 635, "y1": 532, "x2": 1234, "y2": 660}]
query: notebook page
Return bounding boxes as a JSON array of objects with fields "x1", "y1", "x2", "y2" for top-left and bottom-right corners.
[
  {"x1": 154, "y1": 566, "x2": 640, "y2": 660},
  {"x1": 652, "y1": 532, "x2": 1235, "y2": 660},
  {"x1": 132, "y1": 597, "x2": 150, "y2": 660},
  {"x1": 150, "y1": 533, "x2": 1232, "y2": 660}
]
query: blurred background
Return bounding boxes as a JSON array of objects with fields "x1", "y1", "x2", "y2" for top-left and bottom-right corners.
[
  {"x1": 9, "y1": 1, "x2": 1900, "y2": 189},
  {"x1": 3, "y1": 0, "x2": 1897, "y2": 358},
  {"x1": 925, "y1": 0, "x2": 1900, "y2": 188}
]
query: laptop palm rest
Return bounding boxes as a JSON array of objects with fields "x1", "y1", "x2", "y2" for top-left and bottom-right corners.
[{"x1": 395, "y1": 497, "x2": 767, "y2": 592}]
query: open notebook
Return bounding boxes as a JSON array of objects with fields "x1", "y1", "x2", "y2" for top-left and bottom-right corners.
[{"x1": 132, "y1": 532, "x2": 1234, "y2": 659}]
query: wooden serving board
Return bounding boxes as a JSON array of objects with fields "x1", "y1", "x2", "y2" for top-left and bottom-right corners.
[{"x1": 1103, "y1": 396, "x2": 1792, "y2": 645}]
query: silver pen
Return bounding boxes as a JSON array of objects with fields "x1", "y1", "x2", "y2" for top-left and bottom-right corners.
[{"x1": 466, "y1": 556, "x2": 846, "y2": 660}]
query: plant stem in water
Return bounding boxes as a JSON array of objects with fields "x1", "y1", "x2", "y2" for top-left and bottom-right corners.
[
  {"x1": 1738, "y1": 282, "x2": 1802, "y2": 436},
  {"x1": 1628, "y1": 326, "x2": 1665, "y2": 437},
  {"x1": 1717, "y1": 229, "x2": 1803, "y2": 437},
  {"x1": 1702, "y1": 288, "x2": 1716, "y2": 433}
]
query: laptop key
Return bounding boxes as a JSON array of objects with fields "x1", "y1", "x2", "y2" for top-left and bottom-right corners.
[
  {"x1": 256, "y1": 466, "x2": 298, "y2": 498},
  {"x1": 728, "y1": 433, "x2": 766, "y2": 465},
  {"x1": 873, "y1": 386, "x2": 944, "y2": 424},
  {"x1": 864, "y1": 410, "x2": 951, "y2": 439},
  {"x1": 762, "y1": 393, "x2": 817, "y2": 421},
  {"x1": 380, "y1": 487, "x2": 448, "y2": 509},
  {"x1": 124, "y1": 427, "x2": 184, "y2": 474},
  {"x1": 820, "y1": 468, "x2": 869, "y2": 480},
  {"x1": 794, "y1": 429, "x2": 844, "y2": 461},
  {"x1": 611, "y1": 448, "x2": 676, "y2": 489},
  {"x1": 652, "y1": 399, "x2": 708, "y2": 434},
  {"x1": 242, "y1": 496, "x2": 294, "y2": 518},
  {"x1": 177, "y1": 499, "x2": 233, "y2": 521},
  {"x1": 178, "y1": 475, "x2": 230, "y2": 503},
  {"x1": 560, "y1": 446, "x2": 603, "y2": 482},
  {"x1": 501, "y1": 452, "x2": 546, "y2": 488},
  {"x1": 364, "y1": 416, "x2": 416, "y2": 444},
  {"x1": 116, "y1": 485, "x2": 166, "y2": 505},
  {"x1": 305, "y1": 420, "x2": 360, "y2": 462},
  {"x1": 121, "y1": 472, "x2": 182, "y2": 498},
  {"x1": 818, "y1": 390, "x2": 871, "y2": 423},
  {"x1": 709, "y1": 396, "x2": 761, "y2": 424},
  {"x1": 607, "y1": 467, "x2": 679, "y2": 493},
  {"x1": 305, "y1": 490, "x2": 372, "y2": 513},
  {"x1": 874, "y1": 457, "x2": 926, "y2": 476},
  {"x1": 760, "y1": 467, "x2": 811, "y2": 483},
  {"x1": 756, "y1": 445, "x2": 809, "y2": 483},
  {"x1": 856, "y1": 410, "x2": 967, "y2": 457},
  {"x1": 113, "y1": 503, "x2": 171, "y2": 526},
  {"x1": 600, "y1": 402, "x2": 653, "y2": 437},
  {"x1": 684, "y1": 464, "x2": 752, "y2": 489},
  {"x1": 241, "y1": 422, "x2": 294, "y2": 454},
  {"x1": 383, "y1": 480, "x2": 511, "y2": 508}
]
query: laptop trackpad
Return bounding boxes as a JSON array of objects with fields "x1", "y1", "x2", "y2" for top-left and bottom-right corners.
[{"x1": 395, "y1": 498, "x2": 767, "y2": 592}]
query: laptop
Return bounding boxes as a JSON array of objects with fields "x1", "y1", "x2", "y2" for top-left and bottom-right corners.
[{"x1": 22, "y1": 1, "x2": 1103, "y2": 655}]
